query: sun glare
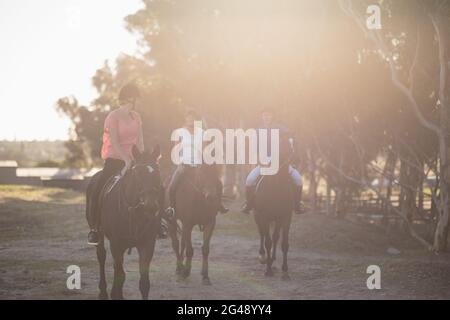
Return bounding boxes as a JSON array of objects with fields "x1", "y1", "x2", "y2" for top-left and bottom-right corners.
[{"x1": 0, "y1": 0, "x2": 142, "y2": 140}]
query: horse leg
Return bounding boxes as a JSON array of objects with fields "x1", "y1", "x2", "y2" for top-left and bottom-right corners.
[
  {"x1": 263, "y1": 223, "x2": 273, "y2": 277},
  {"x1": 271, "y1": 223, "x2": 281, "y2": 264},
  {"x1": 96, "y1": 233, "x2": 108, "y2": 300},
  {"x1": 168, "y1": 220, "x2": 183, "y2": 276},
  {"x1": 201, "y1": 219, "x2": 216, "y2": 285},
  {"x1": 137, "y1": 241, "x2": 155, "y2": 300},
  {"x1": 255, "y1": 216, "x2": 266, "y2": 264},
  {"x1": 259, "y1": 235, "x2": 266, "y2": 264},
  {"x1": 182, "y1": 224, "x2": 194, "y2": 279},
  {"x1": 281, "y1": 216, "x2": 292, "y2": 280},
  {"x1": 110, "y1": 243, "x2": 126, "y2": 300}
]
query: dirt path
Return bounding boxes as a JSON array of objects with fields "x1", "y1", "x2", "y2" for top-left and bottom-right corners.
[{"x1": 1, "y1": 185, "x2": 450, "y2": 300}]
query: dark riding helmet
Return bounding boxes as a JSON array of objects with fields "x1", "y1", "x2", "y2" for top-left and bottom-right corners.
[{"x1": 119, "y1": 83, "x2": 141, "y2": 102}]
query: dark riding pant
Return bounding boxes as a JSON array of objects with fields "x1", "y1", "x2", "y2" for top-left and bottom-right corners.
[{"x1": 90, "y1": 158, "x2": 125, "y2": 230}]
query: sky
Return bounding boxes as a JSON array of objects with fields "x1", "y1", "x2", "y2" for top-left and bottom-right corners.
[{"x1": 0, "y1": 0, "x2": 142, "y2": 140}]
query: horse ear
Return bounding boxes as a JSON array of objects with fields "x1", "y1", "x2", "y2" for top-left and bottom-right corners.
[
  {"x1": 132, "y1": 145, "x2": 141, "y2": 161},
  {"x1": 150, "y1": 144, "x2": 161, "y2": 162}
]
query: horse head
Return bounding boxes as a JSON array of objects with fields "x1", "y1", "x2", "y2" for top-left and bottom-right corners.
[{"x1": 125, "y1": 145, "x2": 162, "y2": 213}]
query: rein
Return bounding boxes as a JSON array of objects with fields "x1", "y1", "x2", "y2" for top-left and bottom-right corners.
[{"x1": 116, "y1": 165, "x2": 160, "y2": 244}]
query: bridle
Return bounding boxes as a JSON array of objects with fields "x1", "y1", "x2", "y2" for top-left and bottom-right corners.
[
  {"x1": 118, "y1": 163, "x2": 160, "y2": 212},
  {"x1": 117, "y1": 163, "x2": 161, "y2": 242}
]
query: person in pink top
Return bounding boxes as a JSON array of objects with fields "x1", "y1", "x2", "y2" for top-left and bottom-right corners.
[{"x1": 87, "y1": 83, "x2": 144, "y2": 245}]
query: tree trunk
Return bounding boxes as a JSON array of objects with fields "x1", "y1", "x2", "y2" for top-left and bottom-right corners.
[
  {"x1": 434, "y1": 161, "x2": 450, "y2": 251},
  {"x1": 431, "y1": 12, "x2": 450, "y2": 252},
  {"x1": 382, "y1": 152, "x2": 396, "y2": 226},
  {"x1": 307, "y1": 149, "x2": 318, "y2": 213},
  {"x1": 326, "y1": 180, "x2": 332, "y2": 216},
  {"x1": 399, "y1": 155, "x2": 420, "y2": 232},
  {"x1": 335, "y1": 152, "x2": 346, "y2": 218}
]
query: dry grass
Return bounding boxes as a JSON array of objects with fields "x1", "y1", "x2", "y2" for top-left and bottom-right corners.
[{"x1": 1, "y1": 185, "x2": 450, "y2": 300}]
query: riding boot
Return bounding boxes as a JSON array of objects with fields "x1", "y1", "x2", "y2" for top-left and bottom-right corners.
[
  {"x1": 294, "y1": 185, "x2": 304, "y2": 215},
  {"x1": 87, "y1": 159, "x2": 124, "y2": 246},
  {"x1": 241, "y1": 186, "x2": 255, "y2": 214},
  {"x1": 166, "y1": 166, "x2": 185, "y2": 218}
]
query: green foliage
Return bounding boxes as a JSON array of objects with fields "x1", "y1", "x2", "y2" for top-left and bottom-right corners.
[{"x1": 56, "y1": 0, "x2": 447, "y2": 197}]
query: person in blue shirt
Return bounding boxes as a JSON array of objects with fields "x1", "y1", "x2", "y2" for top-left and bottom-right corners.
[{"x1": 241, "y1": 108, "x2": 304, "y2": 214}]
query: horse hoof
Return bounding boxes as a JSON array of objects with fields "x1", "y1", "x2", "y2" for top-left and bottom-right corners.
[
  {"x1": 202, "y1": 277, "x2": 212, "y2": 286},
  {"x1": 176, "y1": 266, "x2": 183, "y2": 276},
  {"x1": 183, "y1": 269, "x2": 191, "y2": 278},
  {"x1": 265, "y1": 270, "x2": 274, "y2": 277},
  {"x1": 281, "y1": 273, "x2": 291, "y2": 281},
  {"x1": 98, "y1": 292, "x2": 109, "y2": 300},
  {"x1": 176, "y1": 274, "x2": 185, "y2": 282},
  {"x1": 178, "y1": 269, "x2": 190, "y2": 280},
  {"x1": 259, "y1": 255, "x2": 267, "y2": 264}
]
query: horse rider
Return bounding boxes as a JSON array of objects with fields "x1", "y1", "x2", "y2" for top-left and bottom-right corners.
[
  {"x1": 241, "y1": 107, "x2": 304, "y2": 215},
  {"x1": 87, "y1": 83, "x2": 164, "y2": 245},
  {"x1": 166, "y1": 109, "x2": 229, "y2": 217}
]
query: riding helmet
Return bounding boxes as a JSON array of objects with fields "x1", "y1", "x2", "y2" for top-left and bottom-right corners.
[{"x1": 119, "y1": 83, "x2": 141, "y2": 102}]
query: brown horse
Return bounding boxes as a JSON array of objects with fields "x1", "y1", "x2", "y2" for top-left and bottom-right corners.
[
  {"x1": 253, "y1": 136, "x2": 294, "y2": 280},
  {"x1": 86, "y1": 146, "x2": 163, "y2": 299},
  {"x1": 167, "y1": 164, "x2": 219, "y2": 285}
]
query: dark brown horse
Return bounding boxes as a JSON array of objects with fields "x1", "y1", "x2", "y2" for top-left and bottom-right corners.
[
  {"x1": 167, "y1": 164, "x2": 219, "y2": 285},
  {"x1": 86, "y1": 146, "x2": 162, "y2": 299},
  {"x1": 254, "y1": 136, "x2": 294, "y2": 280}
]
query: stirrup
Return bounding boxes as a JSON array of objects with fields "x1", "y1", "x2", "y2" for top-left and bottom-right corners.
[{"x1": 87, "y1": 230, "x2": 99, "y2": 246}]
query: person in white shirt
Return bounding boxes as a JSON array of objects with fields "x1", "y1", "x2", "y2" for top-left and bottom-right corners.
[{"x1": 166, "y1": 109, "x2": 229, "y2": 216}]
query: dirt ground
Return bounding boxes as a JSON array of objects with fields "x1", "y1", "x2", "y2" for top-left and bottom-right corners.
[{"x1": 1, "y1": 184, "x2": 450, "y2": 300}]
